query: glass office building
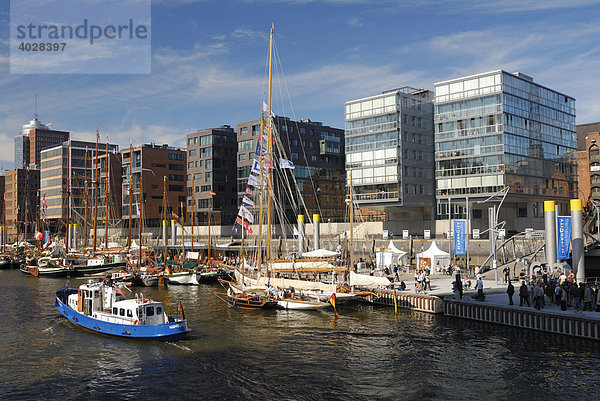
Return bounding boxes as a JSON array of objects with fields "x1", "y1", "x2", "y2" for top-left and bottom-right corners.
[
  {"x1": 434, "y1": 70, "x2": 576, "y2": 230},
  {"x1": 345, "y1": 87, "x2": 435, "y2": 225}
]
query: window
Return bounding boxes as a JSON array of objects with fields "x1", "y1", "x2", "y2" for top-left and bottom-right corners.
[
  {"x1": 169, "y1": 185, "x2": 183, "y2": 192},
  {"x1": 156, "y1": 306, "x2": 162, "y2": 315},
  {"x1": 169, "y1": 164, "x2": 184, "y2": 171},
  {"x1": 300, "y1": 127, "x2": 306, "y2": 134},
  {"x1": 169, "y1": 153, "x2": 184, "y2": 160},
  {"x1": 240, "y1": 127, "x2": 248, "y2": 136},
  {"x1": 127, "y1": 310, "x2": 133, "y2": 317},
  {"x1": 146, "y1": 306, "x2": 154, "y2": 316},
  {"x1": 112, "y1": 307, "x2": 117, "y2": 314},
  {"x1": 188, "y1": 138, "x2": 193, "y2": 145},
  {"x1": 239, "y1": 154, "x2": 246, "y2": 161},
  {"x1": 188, "y1": 161, "x2": 194, "y2": 168},
  {"x1": 119, "y1": 308, "x2": 125, "y2": 316},
  {"x1": 151, "y1": 163, "x2": 166, "y2": 168},
  {"x1": 189, "y1": 149, "x2": 196, "y2": 157}
]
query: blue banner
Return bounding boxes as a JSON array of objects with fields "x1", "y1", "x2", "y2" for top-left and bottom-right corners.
[
  {"x1": 556, "y1": 216, "x2": 571, "y2": 260},
  {"x1": 454, "y1": 220, "x2": 466, "y2": 255}
]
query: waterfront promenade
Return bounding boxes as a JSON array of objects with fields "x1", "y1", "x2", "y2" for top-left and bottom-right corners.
[{"x1": 393, "y1": 272, "x2": 600, "y2": 321}]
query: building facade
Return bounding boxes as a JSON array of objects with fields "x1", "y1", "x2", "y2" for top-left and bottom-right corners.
[
  {"x1": 434, "y1": 70, "x2": 577, "y2": 233},
  {"x1": 4, "y1": 169, "x2": 40, "y2": 241},
  {"x1": 40, "y1": 140, "x2": 119, "y2": 235},
  {"x1": 236, "y1": 116, "x2": 345, "y2": 225},
  {"x1": 15, "y1": 114, "x2": 69, "y2": 169},
  {"x1": 186, "y1": 126, "x2": 238, "y2": 226},
  {"x1": 345, "y1": 87, "x2": 435, "y2": 231},
  {"x1": 121, "y1": 144, "x2": 187, "y2": 228},
  {"x1": 575, "y1": 122, "x2": 600, "y2": 208}
]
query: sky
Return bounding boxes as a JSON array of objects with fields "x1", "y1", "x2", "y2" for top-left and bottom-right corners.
[{"x1": 1, "y1": 0, "x2": 599, "y2": 170}]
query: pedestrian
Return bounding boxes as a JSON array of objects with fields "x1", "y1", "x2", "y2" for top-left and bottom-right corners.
[
  {"x1": 455, "y1": 272, "x2": 463, "y2": 300},
  {"x1": 475, "y1": 275, "x2": 484, "y2": 301},
  {"x1": 393, "y1": 264, "x2": 399, "y2": 282},
  {"x1": 584, "y1": 284, "x2": 594, "y2": 311},
  {"x1": 560, "y1": 285, "x2": 569, "y2": 311},
  {"x1": 533, "y1": 283, "x2": 543, "y2": 310},
  {"x1": 572, "y1": 283, "x2": 582, "y2": 311},
  {"x1": 424, "y1": 272, "x2": 431, "y2": 291},
  {"x1": 506, "y1": 280, "x2": 515, "y2": 305},
  {"x1": 554, "y1": 283, "x2": 562, "y2": 305},
  {"x1": 519, "y1": 282, "x2": 530, "y2": 307},
  {"x1": 503, "y1": 266, "x2": 510, "y2": 283}
]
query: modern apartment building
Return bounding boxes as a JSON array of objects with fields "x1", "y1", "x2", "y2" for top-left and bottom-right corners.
[
  {"x1": 344, "y1": 87, "x2": 435, "y2": 231},
  {"x1": 121, "y1": 144, "x2": 187, "y2": 228},
  {"x1": 4, "y1": 169, "x2": 40, "y2": 241},
  {"x1": 40, "y1": 140, "x2": 119, "y2": 234},
  {"x1": 236, "y1": 116, "x2": 345, "y2": 224},
  {"x1": 186, "y1": 126, "x2": 238, "y2": 226},
  {"x1": 434, "y1": 70, "x2": 577, "y2": 232},
  {"x1": 15, "y1": 114, "x2": 69, "y2": 169},
  {"x1": 575, "y1": 122, "x2": 600, "y2": 208}
]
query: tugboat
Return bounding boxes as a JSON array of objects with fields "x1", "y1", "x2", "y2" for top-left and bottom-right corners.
[{"x1": 55, "y1": 280, "x2": 190, "y2": 340}]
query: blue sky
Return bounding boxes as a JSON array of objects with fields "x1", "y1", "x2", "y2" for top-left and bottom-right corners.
[{"x1": 1, "y1": 0, "x2": 599, "y2": 169}]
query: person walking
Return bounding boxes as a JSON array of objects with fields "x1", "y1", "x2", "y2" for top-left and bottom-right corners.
[
  {"x1": 533, "y1": 283, "x2": 543, "y2": 310},
  {"x1": 393, "y1": 264, "x2": 399, "y2": 282},
  {"x1": 424, "y1": 272, "x2": 431, "y2": 291},
  {"x1": 506, "y1": 280, "x2": 515, "y2": 305},
  {"x1": 519, "y1": 282, "x2": 530, "y2": 307},
  {"x1": 560, "y1": 285, "x2": 569, "y2": 311},
  {"x1": 455, "y1": 272, "x2": 463, "y2": 300},
  {"x1": 584, "y1": 284, "x2": 594, "y2": 311},
  {"x1": 475, "y1": 275, "x2": 484, "y2": 301},
  {"x1": 573, "y1": 283, "x2": 582, "y2": 312},
  {"x1": 503, "y1": 266, "x2": 510, "y2": 284}
]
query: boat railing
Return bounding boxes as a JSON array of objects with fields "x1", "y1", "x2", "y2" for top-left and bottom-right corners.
[{"x1": 93, "y1": 311, "x2": 138, "y2": 325}]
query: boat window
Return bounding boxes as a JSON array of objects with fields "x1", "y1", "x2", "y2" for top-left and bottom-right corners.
[
  {"x1": 112, "y1": 307, "x2": 118, "y2": 314},
  {"x1": 127, "y1": 310, "x2": 133, "y2": 317},
  {"x1": 156, "y1": 306, "x2": 162, "y2": 315},
  {"x1": 119, "y1": 308, "x2": 125, "y2": 316},
  {"x1": 146, "y1": 306, "x2": 155, "y2": 316},
  {"x1": 94, "y1": 291, "x2": 99, "y2": 298}
]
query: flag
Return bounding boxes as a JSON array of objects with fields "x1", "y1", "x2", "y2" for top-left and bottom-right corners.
[
  {"x1": 293, "y1": 226, "x2": 301, "y2": 238},
  {"x1": 164, "y1": 265, "x2": 171, "y2": 275},
  {"x1": 238, "y1": 205, "x2": 254, "y2": 224},
  {"x1": 245, "y1": 187, "x2": 254, "y2": 196},
  {"x1": 244, "y1": 222, "x2": 253, "y2": 235},
  {"x1": 210, "y1": 190, "x2": 216, "y2": 196},
  {"x1": 251, "y1": 159, "x2": 268, "y2": 177},
  {"x1": 279, "y1": 158, "x2": 295, "y2": 169},
  {"x1": 242, "y1": 196, "x2": 254, "y2": 207},
  {"x1": 232, "y1": 225, "x2": 239, "y2": 234},
  {"x1": 247, "y1": 174, "x2": 261, "y2": 188},
  {"x1": 177, "y1": 300, "x2": 186, "y2": 321},
  {"x1": 329, "y1": 293, "x2": 338, "y2": 316},
  {"x1": 236, "y1": 216, "x2": 253, "y2": 234},
  {"x1": 263, "y1": 158, "x2": 274, "y2": 169},
  {"x1": 171, "y1": 211, "x2": 179, "y2": 220},
  {"x1": 96, "y1": 126, "x2": 100, "y2": 142},
  {"x1": 262, "y1": 101, "x2": 269, "y2": 113}
]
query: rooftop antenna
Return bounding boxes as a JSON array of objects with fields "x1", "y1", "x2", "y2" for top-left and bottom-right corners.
[{"x1": 34, "y1": 93, "x2": 38, "y2": 120}]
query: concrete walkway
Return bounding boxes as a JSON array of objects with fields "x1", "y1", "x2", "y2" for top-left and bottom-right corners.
[{"x1": 389, "y1": 272, "x2": 600, "y2": 321}]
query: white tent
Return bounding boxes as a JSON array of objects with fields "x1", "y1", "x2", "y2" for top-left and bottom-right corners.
[
  {"x1": 301, "y1": 249, "x2": 340, "y2": 258},
  {"x1": 416, "y1": 241, "x2": 450, "y2": 273},
  {"x1": 375, "y1": 240, "x2": 408, "y2": 269}
]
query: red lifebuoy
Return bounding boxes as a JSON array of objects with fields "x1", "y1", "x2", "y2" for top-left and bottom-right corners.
[{"x1": 134, "y1": 320, "x2": 139, "y2": 325}]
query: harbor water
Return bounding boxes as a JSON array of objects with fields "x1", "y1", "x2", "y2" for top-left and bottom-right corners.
[{"x1": 1, "y1": 269, "x2": 599, "y2": 400}]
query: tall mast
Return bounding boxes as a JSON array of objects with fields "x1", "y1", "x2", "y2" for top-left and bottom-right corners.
[
  {"x1": 93, "y1": 128, "x2": 99, "y2": 252},
  {"x1": 208, "y1": 190, "x2": 212, "y2": 264},
  {"x1": 104, "y1": 139, "x2": 109, "y2": 249},
  {"x1": 127, "y1": 143, "x2": 133, "y2": 249},
  {"x1": 266, "y1": 23, "x2": 274, "y2": 264},
  {"x1": 65, "y1": 141, "x2": 70, "y2": 252},
  {"x1": 83, "y1": 148, "x2": 88, "y2": 249},
  {"x1": 191, "y1": 176, "x2": 194, "y2": 252},
  {"x1": 138, "y1": 168, "x2": 143, "y2": 269},
  {"x1": 180, "y1": 201, "x2": 184, "y2": 259},
  {"x1": 24, "y1": 197, "x2": 28, "y2": 245},
  {"x1": 349, "y1": 170, "x2": 353, "y2": 273},
  {"x1": 163, "y1": 175, "x2": 168, "y2": 263}
]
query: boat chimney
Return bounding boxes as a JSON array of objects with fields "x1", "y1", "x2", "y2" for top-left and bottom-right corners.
[
  {"x1": 313, "y1": 214, "x2": 320, "y2": 251},
  {"x1": 297, "y1": 215, "x2": 305, "y2": 254},
  {"x1": 171, "y1": 218, "x2": 177, "y2": 246}
]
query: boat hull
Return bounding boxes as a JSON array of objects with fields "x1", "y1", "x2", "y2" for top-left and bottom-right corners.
[
  {"x1": 277, "y1": 298, "x2": 330, "y2": 310},
  {"x1": 55, "y1": 296, "x2": 190, "y2": 340},
  {"x1": 167, "y1": 272, "x2": 199, "y2": 285}
]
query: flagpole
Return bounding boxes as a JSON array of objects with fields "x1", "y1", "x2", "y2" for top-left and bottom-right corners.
[{"x1": 208, "y1": 189, "x2": 212, "y2": 266}]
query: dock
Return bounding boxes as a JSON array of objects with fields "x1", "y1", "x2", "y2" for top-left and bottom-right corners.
[{"x1": 362, "y1": 275, "x2": 600, "y2": 340}]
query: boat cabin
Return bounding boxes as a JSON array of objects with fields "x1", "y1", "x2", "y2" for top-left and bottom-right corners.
[{"x1": 67, "y1": 280, "x2": 167, "y2": 325}]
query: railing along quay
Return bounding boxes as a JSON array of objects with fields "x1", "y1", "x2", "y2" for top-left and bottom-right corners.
[
  {"x1": 360, "y1": 288, "x2": 445, "y2": 314},
  {"x1": 444, "y1": 299, "x2": 600, "y2": 341}
]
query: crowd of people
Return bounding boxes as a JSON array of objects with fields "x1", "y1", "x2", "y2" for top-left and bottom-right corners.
[{"x1": 506, "y1": 270, "x2": 600, "y2": 312}]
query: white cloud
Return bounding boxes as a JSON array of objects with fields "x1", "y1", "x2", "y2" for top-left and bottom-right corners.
[
  {"x1": 347, "y1": 17, "x2": 364, "y2": 28},
  {"x1": 231, "y1": 27, "x2": 268, "y2": 41}
]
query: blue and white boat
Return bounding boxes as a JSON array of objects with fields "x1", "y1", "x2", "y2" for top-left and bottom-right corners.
[{"x1": 55, "y1": 280, "x2": 191, "y2": 340}]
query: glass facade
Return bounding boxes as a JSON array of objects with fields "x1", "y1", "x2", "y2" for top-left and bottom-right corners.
[
  {"x1": 434, "y1": 70, "x2": 576, "y2": 219},
  {"x1": 345, "y1": 88, "x2": 434, "y2": 206}
]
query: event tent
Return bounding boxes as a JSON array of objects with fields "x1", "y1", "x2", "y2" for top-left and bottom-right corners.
[
  {"x1": 375, "y1": 240, "x2": 408, "y2": 269},
  {"x1": 416, "y1": 241, "x2": 450, "y2": 272}
]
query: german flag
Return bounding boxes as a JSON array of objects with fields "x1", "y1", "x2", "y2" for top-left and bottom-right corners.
[
  {"x1": 329, "y1": 293, "x2": 338, "y2": 316},
  {"x1": 210, "y1": 190, "x2": 216, "y2": 196}
]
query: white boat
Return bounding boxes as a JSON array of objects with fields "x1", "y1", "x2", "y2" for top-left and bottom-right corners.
[{"x1": 166, "y1": 270, "x2": 199, "y2": 285}]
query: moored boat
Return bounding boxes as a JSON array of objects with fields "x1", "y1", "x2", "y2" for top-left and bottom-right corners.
[{"x1": 55, "y1": 280, "x2": 190, "y2": 340}]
